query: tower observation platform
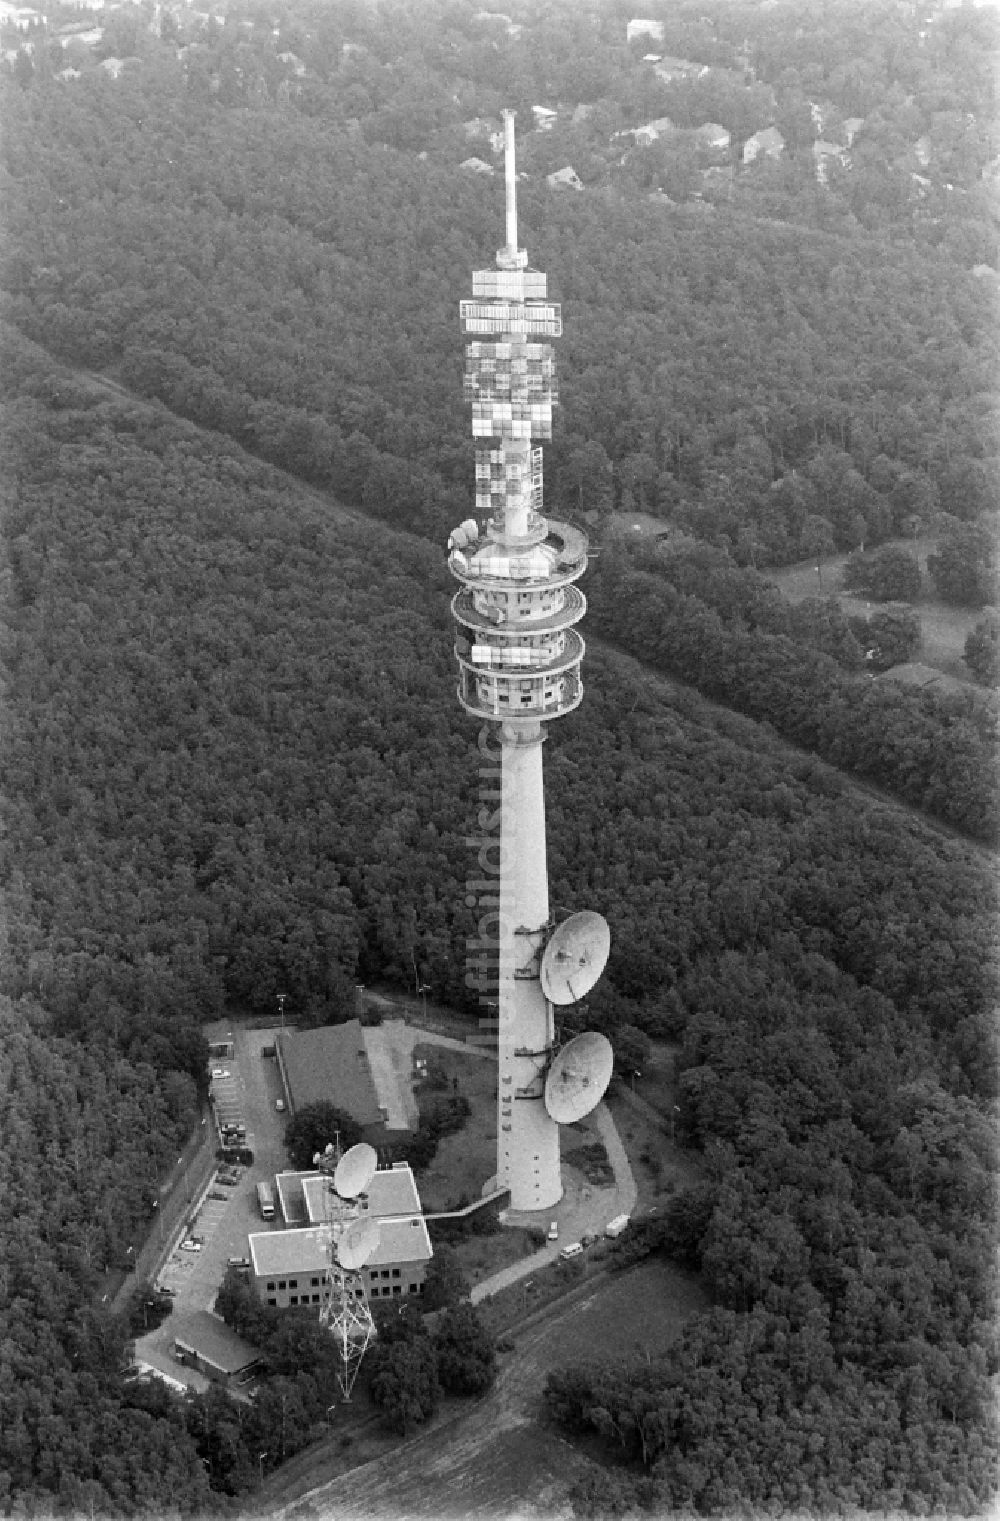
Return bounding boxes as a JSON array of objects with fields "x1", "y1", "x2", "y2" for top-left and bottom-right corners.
[{"x1": 447, "y1": 110, "x2": 594, "y2": 1212}]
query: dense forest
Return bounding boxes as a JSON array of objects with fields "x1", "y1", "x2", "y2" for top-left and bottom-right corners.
[
  {"x1": 0, "y1": 0, "x2": 997, "y2": 1513},
  {"x1": 1, "y1": 329, "x2": 996, "y2": 1514}
]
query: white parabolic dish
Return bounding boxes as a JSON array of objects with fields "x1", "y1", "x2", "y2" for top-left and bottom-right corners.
[
  {"x1": 543, "y1": 1031, "x2": 614, "y2": 1124},
  {"x1": 334, "y1": 1142, "x2": 378, "y2": 1199},
  {"x1": 540, "y1": 910, "x2": 611, "y2": 1006},
  {"x1": 336, "y1": 1216, "x2": 380, "y2": 1270}
]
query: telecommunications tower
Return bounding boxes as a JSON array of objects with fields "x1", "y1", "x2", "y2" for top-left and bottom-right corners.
[
  {"x1": 448, "y1": 111, "x2": 613, "y2": 1212},
  {"x1": 315, "y1": 1141, "x2": 380, "y2": 1400}
]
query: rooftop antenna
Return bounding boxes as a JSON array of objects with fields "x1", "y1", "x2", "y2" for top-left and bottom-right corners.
[
  {"x1": 497, "y1": 108, "x2": 527, "y2": 272},
  {"x1": 504, "y1": 108, "x2": 517, "y2": 258}
]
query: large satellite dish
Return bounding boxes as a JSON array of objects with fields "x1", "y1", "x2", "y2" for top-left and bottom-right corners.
[
  {"x1": 335, "y1": 1217, "x2": 380, "y2": 1271},
  {"x1": 334, "y1": 1143, "x2": 377, "y2": 1199},
  {"x1": 544, "y1": 1031, "x2": 614, "y2": 1125},
  {"x1": 540, "y1": 911, "x2": 611, "y2": 1006}
]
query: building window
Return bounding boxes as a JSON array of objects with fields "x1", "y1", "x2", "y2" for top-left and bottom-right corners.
[
  {"x1": 278, "y1": 1280, "x2": 286, "y2": 1291},
  {"x1": 312, "y1": 1294, "x2": 320, "y2": 1304},
  {"x1": 266, "y1": 1282, "x2": 275, "y2": 1292},
  {"x1": 381, "y1": 1269, "x2": 390, "y2": 1279},
  {"x1": 392, "y1": 1285, "x2": 401, "y2": 1296},
  {"x1": 289, "y1": 1295, "x2": 298, "y2": 1306},
  {"x1": 288, "y1": 1279, "x2": 298, "y2": 1289},
  {"x1": 391, "y1": 1269, "x2": 401, "y2": 1278},
  {"x1": 267, "y1": 1298, "x2": 276, "y2": 1306},
  {"x1": 408, "y1": 1284, "x2": 418, "y2": 1294},
  {"x1": 311, "y1": 1277, "x2": 319, "y2": 1287}
]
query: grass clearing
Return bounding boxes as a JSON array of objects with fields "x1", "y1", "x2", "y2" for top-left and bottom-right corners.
[
  {"x1": 768, "y1": 538, "x2": 983, "y2": 681},
  {"x1": 411, "y1": 1043, "x2": 496, "y2": 1211},
  {"x1": 450, "y1": 1225, "x2": 537, "y2": 1286}
]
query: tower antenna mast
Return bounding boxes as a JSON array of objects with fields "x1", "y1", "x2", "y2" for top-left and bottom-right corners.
[
  {"x1": 448, "y1": 111, "x2": 612, "y2": 1213},
  {"x1": 503, "y1": 107, "x2": 518, "y2": 257}
]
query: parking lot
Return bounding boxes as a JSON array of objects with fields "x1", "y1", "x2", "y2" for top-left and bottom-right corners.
[{"x1": 136, "y1": 1024, "x2": 294, "y2": 1382}]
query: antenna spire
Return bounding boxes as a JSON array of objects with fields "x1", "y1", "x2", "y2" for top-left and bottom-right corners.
[
  {"x1": 496, "y1": 109, "x2": 527, "y2": 271},
  {"x1": 503, "y1": 108, "x2": 517, "y2": 254}
]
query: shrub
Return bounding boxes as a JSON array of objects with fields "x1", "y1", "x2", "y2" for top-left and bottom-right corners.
[{"x1": 964, "y1": 613, "x2": 1000, "y2": 685}]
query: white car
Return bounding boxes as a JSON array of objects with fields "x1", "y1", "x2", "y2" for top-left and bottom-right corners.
[
  {"x1": 547, "y1": 1221, "x2": 558, "y2": 1241},
  {"x1": 179, "y1": 1239, "x2": 202, "y2": 1253},
  {"x1": 211, "y1": 1068, "x2": 231, "y2": 1079},
  {"x1": 275, "y1": 1098, "x2": 285, "y2": 1112}
]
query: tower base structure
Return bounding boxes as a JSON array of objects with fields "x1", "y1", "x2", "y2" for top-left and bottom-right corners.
[{"x1": 496, "y1": 720, "x2": 561, "y2": 1211}]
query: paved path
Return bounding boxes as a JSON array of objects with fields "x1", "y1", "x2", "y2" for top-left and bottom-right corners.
[
  {"x1": 378, "y1": 1016, "x2": 494, "y2": 1061},
  {"x1": 362, "y1": 1023, "x2": 418, "y2": 1129},
  {"x1": 470, "y1": 1099, "x2": 636, "y2": 1304}
]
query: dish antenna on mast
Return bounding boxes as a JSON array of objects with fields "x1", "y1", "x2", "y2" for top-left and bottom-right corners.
[
  {"x1": 334, "y1": 1143, "x2": 378, "y2": 1200},
  {"x1": 543, "y1": 1031, "x2": 614, "y2": 1125},
  {"x1": 540, "y1": 911, "x2": 611, "y2": 1006},
  {"x1": 335, "y1": 1216, "x2": 381, "y2": 1272}
]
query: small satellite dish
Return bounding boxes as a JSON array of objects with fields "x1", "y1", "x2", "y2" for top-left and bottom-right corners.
[
  {"x1": 334, "y1": 1142, "x2": 377, "y2": 1199},
  {"x1": 540, "y1": 911, "x2": 611, "y2": 1006},
  {"x1": 335, "y1": 1217, "x2": 380, "y2": 1271},
  {"x1": 544, "y1": 1031, "x2": 614, "y2": 1125}
]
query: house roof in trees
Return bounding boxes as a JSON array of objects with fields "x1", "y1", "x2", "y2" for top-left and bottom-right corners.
[
  {"x1": 278, "y1": 1021, "x2": 385, "y2": 1127},
  {"x1": 172, "y1": 1311, "x2": 261, "y2": 1376},
  {"x1": 547, "y1": 166, "x2": 584, "y2": 190}
]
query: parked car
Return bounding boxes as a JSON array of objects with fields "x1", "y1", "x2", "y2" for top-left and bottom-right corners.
[
  {"x1": 275, "y1": 1098, "x2": 286, "y2": 1112},
  {"x1": 179, "y1": 1239, "x2": 202, "y2": 1253},
  {"x1": 207, "y1": 1190, "x2": 227, "y2": 1202},
  {"x1": 211, "y1": 1068, "x2": 231, "y2": 1079},
  {"x1": 560, "y1": 1242, "x2": 583, "y2": 1260},
  {"x1": 547, "y1": 1221, "x2": 559, "y2": 1241}
]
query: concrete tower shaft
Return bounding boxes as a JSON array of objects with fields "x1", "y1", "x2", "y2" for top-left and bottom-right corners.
[{"x1": 448, "y1": 110, "x2": 590, "y2": 1211}]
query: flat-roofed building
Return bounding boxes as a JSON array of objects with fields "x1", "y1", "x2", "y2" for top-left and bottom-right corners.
[
  {"x1": 250, "y1": 1163, "x2": 432, "y2": 1309},
  {"x1": 172, "y1": 1311, "x2": 264, "y2": 1387}
]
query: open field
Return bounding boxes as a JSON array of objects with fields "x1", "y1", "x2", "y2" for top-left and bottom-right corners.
[
  {"x1": 262, "y1": 1256, "x2": 710, "y2": 1519},
  {"x1": 768, "y1": 538, "x2": 984, "y2": 682}
]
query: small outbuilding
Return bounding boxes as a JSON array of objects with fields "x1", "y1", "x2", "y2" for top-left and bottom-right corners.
[{"x1": 172, "y1": 1311, "x2": 264, "y2": 1388}]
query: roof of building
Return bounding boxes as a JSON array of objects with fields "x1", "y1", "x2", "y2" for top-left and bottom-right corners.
[
  {"x1": 249, "y1": 1214, "x2": 432, "y2": 1276},
  {"x1": 278, "y1": 1022, "x2": 385, "y2": 1127},
  {"x1": 749, "y1": 126, "x2": 784, "y2": 150},
  {"x1": 290, "y1": 1162, "x2": 422, "y2": 1225},
  {"x1": 171, "y1": 1311, "x2": 261, "y2": 1374},
  {"x1": 547, "y1": 166, "x2": 584, "y2": 189},
  {"x1": 636, "y1": 116, "x2": 675, "y2": 139}
]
